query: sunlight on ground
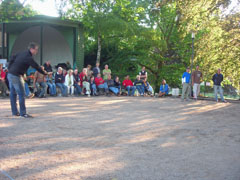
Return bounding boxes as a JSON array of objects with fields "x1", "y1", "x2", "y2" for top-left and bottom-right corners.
[
  {"x1": 0, "y1": 122, "x2": 14, "y2": 128},
  {"x1": 180, "y1": 103, "x2": 230, "y2": 115},
  {"x1": 161, "y1": 142, "x2": 176, "y2": 148},
  {"x1": 96, "y1": 99, "x2": 128, "y2": 105}
]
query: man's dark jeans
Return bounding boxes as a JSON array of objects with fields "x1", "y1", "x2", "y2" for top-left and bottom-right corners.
[{"x1": 8, "y1": 73, "x2": 26, "y2": 116}]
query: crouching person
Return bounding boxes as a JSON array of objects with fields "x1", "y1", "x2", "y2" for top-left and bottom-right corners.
[
  {"x1": 143, "y1": 78, "x2": 153, "y2": 96},
  {"x1": 159, "y1": 79, "x2": 169, "y2": 97}
]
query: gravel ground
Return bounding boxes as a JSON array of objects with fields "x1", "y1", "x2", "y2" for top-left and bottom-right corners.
[{"x1": 0, "y1": 96, "x2": 240, "y2": 180}]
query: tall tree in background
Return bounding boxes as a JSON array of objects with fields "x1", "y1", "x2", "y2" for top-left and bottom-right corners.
[
  {"x1": 0, "y1": 0, "x2": 36, "y2": 22},
  {"x1": 57, "y1": 0, "x2": 240, "y2": 91}
]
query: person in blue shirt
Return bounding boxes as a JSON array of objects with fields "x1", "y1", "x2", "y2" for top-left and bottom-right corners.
[
  {"x1": 159, "y1": 79, "x2": 169, "y2": 97},
  {"x1": 181, "y1": 67, "x2": 191, "y2": 101}
]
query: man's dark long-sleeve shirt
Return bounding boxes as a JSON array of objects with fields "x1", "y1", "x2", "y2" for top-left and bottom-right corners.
[
  {"x1": 55, "y1": 72, "x2": 65, "y2": 84},
  {"x1": 43, "y1": 63, "x2": 53, "y2": 72},
  {"x1": 8, "y1": 50, "x2": 45, "y2": 76},
  {"x1": 212, "y1": 73, "x2": 223, "y2": 86}
]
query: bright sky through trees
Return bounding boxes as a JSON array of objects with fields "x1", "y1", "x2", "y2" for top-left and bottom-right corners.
[{"x1": 20, "y1": 0, "x2": 240, "y2": 17}]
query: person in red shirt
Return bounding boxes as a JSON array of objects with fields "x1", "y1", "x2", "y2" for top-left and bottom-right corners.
[
  {"x1": 122, "y1": 75, "x2": 136, "y2": 96},
  {"x1": 0, "y1": 64, "x2": 8, "y2": 97},
  {"x1": 94, "y1": 73, "x2": 109, "y2": 95},
  {"x1": 79, "y1": 68, "x2": 91, "y2": 96}
]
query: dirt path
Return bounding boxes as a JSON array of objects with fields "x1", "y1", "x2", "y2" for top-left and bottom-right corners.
[{"x1": 0, "y1": 97, "x2": 240, "y2": 180}]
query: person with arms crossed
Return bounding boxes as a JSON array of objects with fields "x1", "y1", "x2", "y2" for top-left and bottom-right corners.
[{"x1": 212, "y1": 69, "x2": 227, "y2": 102}]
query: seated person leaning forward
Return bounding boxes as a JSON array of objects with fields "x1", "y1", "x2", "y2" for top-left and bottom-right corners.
[
  {"x1": 23, "y1": 74, "x2": 34, "y2": 98},
  {"x1": 55, "y1": 67, "x2": 68, "y2": 97},
  {"x1": 79, "y1": 68, "x2": 91, "y2": 96},
  {"x1": 134, "y1": 75, "x2": 145, "y2": 96},
  {"x1": 33, "y1": 66, "x2": 47, "y2": 98},
  {"x1": 143, "y1": 77, "x2": 153, "y2": 95},
  {"x1": 46, "y1": 72, "x2": 56, "y2": 96},
  {"x1": 122, "y1": 75, "x2": 136, "y2": 96},
  {"x1": 105, "y1": 74, "x2": 120, "y2": 96},
  {"x1": 94, "y1": 73, "x2": 109, "y2": 95},
  {"x1": 159, "y1": 79, "x2": 169, "y2": 97}
]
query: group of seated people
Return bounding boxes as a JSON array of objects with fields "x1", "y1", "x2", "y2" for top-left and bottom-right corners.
[{"x1": 1, "y1": 61, "x2": 169, "y2": 98}]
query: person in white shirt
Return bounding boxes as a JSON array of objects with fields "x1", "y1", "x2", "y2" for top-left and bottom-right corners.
[{"x1": 64, "y1": 69, "x2": 74, "y2": 95}]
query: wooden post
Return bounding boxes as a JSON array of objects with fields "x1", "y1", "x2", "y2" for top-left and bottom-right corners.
[
  {"x1": 40, "y1": 24, "x2": 43, "y2": 65},
  {"x1": 1, "y1": 23, "x2": 5, "y2": 58}
]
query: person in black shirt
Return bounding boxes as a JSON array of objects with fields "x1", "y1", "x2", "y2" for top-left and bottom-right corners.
[
  {"x1": 114, "y1": 76, "x2": 121, "y2": 95},
  {"x1": 212, "y1": 69, "x2": 226, "y2": 102},
  {"x1": 139, "y1": 66, "x2": 147, "y2": 80},
  {"x1": 7, "y1": 42, "x2": 47, "y2": 118},
  {"x1": 134, "y1": 75, "x2": 145, "y2": 96},
  {"x1": 43, "y1": 61, "x2": 53, "y2": 73},
  {"x1": 105, "y1": 74, "x2": 119, "y2": 96},
  {"x1": 73, "y1": 69, "x2": 82, "y2": 96},
  {"x1": 55, "y1": 67, "x2": 68, "y2": 97}
]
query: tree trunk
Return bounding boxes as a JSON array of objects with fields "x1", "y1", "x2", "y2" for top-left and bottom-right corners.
[
  {"x1": 96, "y1": 33, "x2": 101, "y2": 63},
  {"x1": 154, "y1": 73, "x2": 160, "y2": 94}
]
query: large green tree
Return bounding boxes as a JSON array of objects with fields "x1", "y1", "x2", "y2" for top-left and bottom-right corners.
[
  {"x1": 57, "y1": 0, "x2": 240, "y2": 92},
  {"x1": 0, "y1": 0, "x2": 36, "y2": 22}
]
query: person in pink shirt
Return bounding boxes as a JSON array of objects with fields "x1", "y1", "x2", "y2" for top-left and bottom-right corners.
[{"x1": 122, "y1": 75, "x2": 136, "y2": 96}]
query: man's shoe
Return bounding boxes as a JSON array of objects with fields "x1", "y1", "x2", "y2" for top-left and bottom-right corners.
[
  {"x1": 13, "y1": 113, "x2": 20, "y2": 117},
  {"x1": 21, "y1": 114, "x2": 33, "y2": 118}
]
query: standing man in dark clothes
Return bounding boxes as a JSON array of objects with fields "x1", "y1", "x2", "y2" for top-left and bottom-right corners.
[
  {"x1": 7, "y1": 42, "x2": 47, "y2": 118},
  {"x1": 212, "y1": 69, "x2": 226, "y2": 102},
  {"x1": 93, "y1": 62, "x2": 101, "y2": 77}
]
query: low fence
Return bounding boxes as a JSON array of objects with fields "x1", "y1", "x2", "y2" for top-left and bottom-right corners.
[{"x1": 169, "y1": 83, "x2": 240, "y2": 101}]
